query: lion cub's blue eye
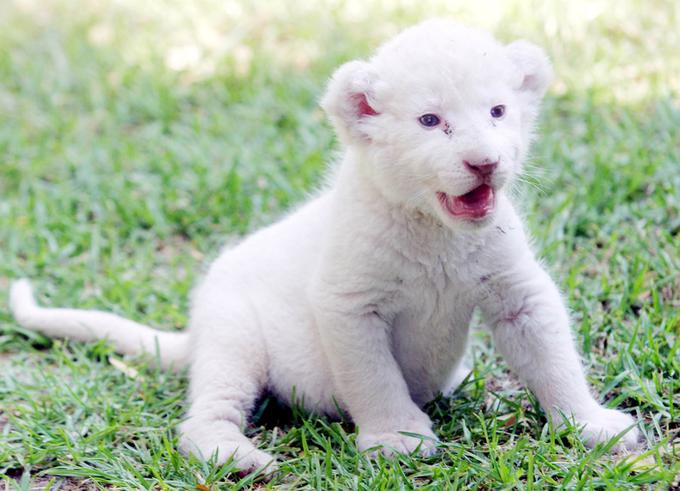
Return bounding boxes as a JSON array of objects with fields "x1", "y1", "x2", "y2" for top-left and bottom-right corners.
[
  {"x1": 490, "y1": 105, "x2": 506, "y2": 118},
  {"x1": 418, "y1": 113, "x2": 441, "y2": 127}
]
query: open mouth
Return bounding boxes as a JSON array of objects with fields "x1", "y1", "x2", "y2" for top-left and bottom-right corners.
[{"x1": 437, "y1": 184, "x2": 495, "y2": 220}]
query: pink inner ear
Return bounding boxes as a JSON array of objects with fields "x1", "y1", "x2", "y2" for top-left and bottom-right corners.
[{"x1": 354, "y1": 93, "x2": 378, "y2": 116}]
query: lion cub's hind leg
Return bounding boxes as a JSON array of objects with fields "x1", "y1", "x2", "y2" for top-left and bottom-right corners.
[{"x1": 178, "y1": 296, "x2": 276, "y2": 474}]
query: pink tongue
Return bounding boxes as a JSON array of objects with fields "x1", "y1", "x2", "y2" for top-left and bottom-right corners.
[
  {"x1": 441, "y1": 184, "x2": 494, "y2": 218},
  {"x1": 458, "y1": 184, "x2": 492, "y2": 206}
]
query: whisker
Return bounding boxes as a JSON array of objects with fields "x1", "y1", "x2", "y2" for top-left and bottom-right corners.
[{"x1": 513, "y1": 174, "x2": 547, "y2": 195}]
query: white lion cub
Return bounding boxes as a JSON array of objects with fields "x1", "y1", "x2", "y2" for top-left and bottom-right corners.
[{"x1": 10, "y1": 20, "x2": 640, "y2": 472}]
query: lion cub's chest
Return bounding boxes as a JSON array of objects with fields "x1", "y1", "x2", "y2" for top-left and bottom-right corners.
[
  {"x1": 394, "y1": 228, "x2": 486, "y2": 316},
  {"x1": 390, "y1": 253, "x2": 478, "y2": 401},
  {"x1": 398, "y1": 250, "x2": 478, "y2": 329}
]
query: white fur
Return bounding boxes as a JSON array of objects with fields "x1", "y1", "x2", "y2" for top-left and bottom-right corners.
[{"x1": 9, "y1": 20, "x2": 640, "y2": 473}]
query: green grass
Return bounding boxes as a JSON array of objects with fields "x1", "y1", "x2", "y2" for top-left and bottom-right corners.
[{"x1": 1, "y1": 0, "x2": 678, "y2": 488}]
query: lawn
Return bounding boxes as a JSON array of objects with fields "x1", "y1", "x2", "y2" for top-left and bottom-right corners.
[{"x1": 1, "y1": 0, "x2": 678, "y2": 489}]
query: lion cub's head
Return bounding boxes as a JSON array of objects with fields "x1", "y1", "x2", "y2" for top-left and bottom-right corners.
[{"x1": 322, "y1": 20, "x2": 552, "y2": 229}]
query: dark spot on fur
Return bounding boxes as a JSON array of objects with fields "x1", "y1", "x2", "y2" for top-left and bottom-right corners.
[
  {"x1": 503, "y1": 303, "x2": 531, "y2": 325},
  {"x1": 442, "y1": 121, "x2": 453, "y2": 137},
  {"x1": 496, "y1": 226, "x2": 506, "y2": 234},
  {"x1": 371, "y1": 310, "x2": 390, "y2": 324}
]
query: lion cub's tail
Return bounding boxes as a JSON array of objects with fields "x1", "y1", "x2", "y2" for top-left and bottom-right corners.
[{"x1": 9, "y1": 279, "x2": 189, "y2": 370}]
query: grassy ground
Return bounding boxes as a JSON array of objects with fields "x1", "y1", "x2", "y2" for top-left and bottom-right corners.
[{"x1": 1, "y1": 0, "x2": 678, "y2": 488}]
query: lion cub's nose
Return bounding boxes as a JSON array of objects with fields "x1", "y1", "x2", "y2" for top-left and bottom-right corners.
[{"x1": 464, "y1": 159, "x2": 498, "y2": 177}]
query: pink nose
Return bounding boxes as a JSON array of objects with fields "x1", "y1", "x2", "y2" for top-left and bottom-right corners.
[{"x1": 464, "y1": 159, "x2": 498, "y2": 177}]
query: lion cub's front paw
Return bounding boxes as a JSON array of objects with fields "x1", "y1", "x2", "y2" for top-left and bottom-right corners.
[
  {"x1": 357, "y1": 424, "x2": 438, "y2": 457},
  {"x1": 572, "y1": 408, "x2": 641, "y2": 453}
]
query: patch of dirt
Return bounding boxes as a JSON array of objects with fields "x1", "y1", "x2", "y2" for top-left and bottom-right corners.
[
  {"x1": 0, "y1": 352, "x2": 13, "y2": 366},
  {"x1": 484, "y1": 371, "x2": 528, "y2": 411}
]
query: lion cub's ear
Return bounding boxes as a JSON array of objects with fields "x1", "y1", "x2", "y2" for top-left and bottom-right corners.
[
  {"x1": 321, "y1": 60, "x2": 381, "y2": 144},
  {"x1": 505, "y1": 40, "x2": 553, "y2": 103}
]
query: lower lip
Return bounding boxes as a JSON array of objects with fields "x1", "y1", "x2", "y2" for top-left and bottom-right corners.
[{"x1": 437, "y1": 184, "x2": 495, "y2": 220}]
